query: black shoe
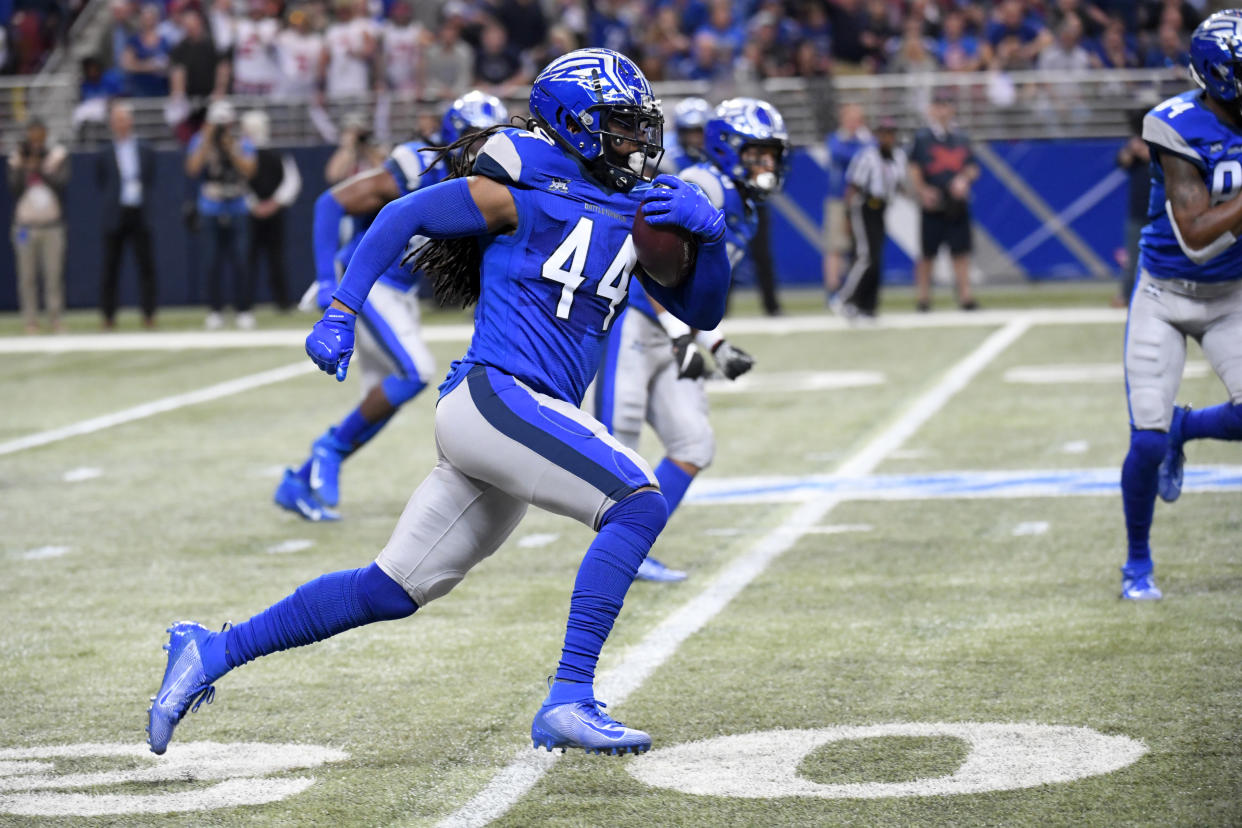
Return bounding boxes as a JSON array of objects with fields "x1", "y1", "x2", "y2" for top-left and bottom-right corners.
[
  {"x1": 916, "y1": 300, "x2": 931, "y2": 313},
  {"x1": 959, "y1": 299, "x2": 979, "y2": 311}
]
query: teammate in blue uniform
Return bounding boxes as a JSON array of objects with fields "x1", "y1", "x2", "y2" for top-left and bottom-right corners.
[
  {"x1": 147, "y1": 49, "x2": 733, "y2": 757},
  {"x1": 662, "y1": 96, "x2": 711, "y2": 172},
  {"x1": 593, "y1": 98, "x2": 785, "y2": 582},
  {"x1": 1120, "y1": 11, "x2": 1242, "y2": 600},
  {"x1": 274, "y1": 92, "x2": 508, "y2": 521}
]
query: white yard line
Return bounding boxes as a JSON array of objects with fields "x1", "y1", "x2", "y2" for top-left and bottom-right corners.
[
  {"x1": 437, "y1": 317, "x2": 1031, "y2": 828},
  {"x1": 0, "y1": 308, "x2": 1120, "y2": 354},
  {"x1": 0, "y1": 362, "x2": 315, "y2": 457}
]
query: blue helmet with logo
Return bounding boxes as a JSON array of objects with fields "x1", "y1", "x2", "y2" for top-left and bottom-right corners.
[
  {"x1": 704, "y1": 97, "x2": 790, "y2": 201},
  {"x1": 529, "y1": 48, "x2": 664, "y2": 191},
  {"x1": 1190, "y1": 10, "x2": 1242, "y2": 109},
  {"x1": 674, "y1": 97, "x2": 712, "y2": 131},
  {"x1": 441, "y1": 90, "x2": 509, "y2": 145}
]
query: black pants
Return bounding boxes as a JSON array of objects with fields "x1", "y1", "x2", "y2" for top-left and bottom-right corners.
[
  {"x1": 205, "y1": 213, "x2": 249, "y2": 312},
  {"x1": 247, "y1": 211, "x2": 289, "y2": 310},
  {"x1": 841, "y1": 198, "x2": 887, "y2": 315},
  {"x1": 752, "y1": 203, "x2": 781, "y2": 315},
  {"x1": 102, "y1": 206, "x2": 157, "y2": 322}
]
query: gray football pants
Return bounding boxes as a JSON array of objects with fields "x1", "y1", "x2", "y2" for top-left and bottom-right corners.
[{"x1": 1125, "y1": 271, "x2": 1242, "y2": 430}]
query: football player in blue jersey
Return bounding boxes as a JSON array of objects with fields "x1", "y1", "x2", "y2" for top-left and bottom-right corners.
[
  {"x1": 662, "y1": 96, "x2": 711, "y2": 172},
  {"x1": 273, "y1": 91, "x2": 508, "y2": 521},
  {"x1": 148, "y1": 49, "x2": 734, "y2": 757},
  {"x1": 592, "y1": 98, "x2": 784, "y2": 582},
  {"x1": 1120, "y1": 11, "x2": 1242, "y2": 601}
]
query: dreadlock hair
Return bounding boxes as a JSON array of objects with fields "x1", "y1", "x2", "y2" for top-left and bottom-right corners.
[{"x1": 402, "y1": 117, "x2": 535, "y2": 308}]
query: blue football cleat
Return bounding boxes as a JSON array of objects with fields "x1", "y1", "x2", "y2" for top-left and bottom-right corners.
[
  {"x1": 531, "y1": 699, "x2": 651, "y2": 756},
  {"x1": 147, "y1": 622, "x2": 218, "y2": 755},
  {"x1": 274, "y1": 468, "x2": 340, "y2": 522},
  {"x1": 1158, "y1": 405, "x2": 1189, "y2": 503},
  {"x1": 309, "y1": 428, "x2": 351, "y2": 507},
  {"x1": 635, "y1": 557, "x2": 688, "y2": 582},
  {"x1": 1121, "y1": 572, "x2": 1163, "y2": 601}
]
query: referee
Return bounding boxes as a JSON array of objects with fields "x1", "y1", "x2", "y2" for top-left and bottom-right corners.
[{"x1": 836, "y1": 121, "x2": 906, "y2": 320}]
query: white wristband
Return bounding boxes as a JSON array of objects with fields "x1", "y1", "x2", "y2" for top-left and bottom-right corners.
[
  {"x1": 695, "y1": 327, "x2": 723, "y2": 352},
  {"x1": 657, "y1": 310, "x2": 692, "y2": 339}
]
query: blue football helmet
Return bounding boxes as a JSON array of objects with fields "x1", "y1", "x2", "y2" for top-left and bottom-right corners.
[
  {"x1": 442, "y1": 90, "x2": 509, "y2": 145},
  {"x1": 1190, "y1": 10, "x2": 1242, "y2": 110},
  {"x1": 704, "y1": 97, "x2": 790, "y2": 201},
  {"x1": 529, "y1": 48, "x2": 664, "y2": 191},
  {"x1": 673, "y1": 97, "x2": 712, "y2": 131}
]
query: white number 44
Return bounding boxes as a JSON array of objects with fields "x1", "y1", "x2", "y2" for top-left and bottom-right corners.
[{"x1": 541, "y1": 216, "x2": 637, "y2": 331}]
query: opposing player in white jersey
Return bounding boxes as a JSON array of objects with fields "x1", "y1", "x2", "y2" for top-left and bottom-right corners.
[
  {"x1": 323, "y1": 0, "x2": 376, "y2": 99},
  {"x1": 380, "y1": 0, "x2": 422, "y2": 94},
  {"x1": 274, "y1": 92, "x2": 508, "y2": 521},
  {"x1": 275, "y1": 7, "x2": 325, "y2": 99},
  {"x1": 592, "y1": 98, "x2": 785, "y2": 581},
  {"x1": 1120, "y1": 11, "x2": 1242, "y2": 600},
  {"x1": 231, "y1": 0, "x2": 281, "y2": 95}
]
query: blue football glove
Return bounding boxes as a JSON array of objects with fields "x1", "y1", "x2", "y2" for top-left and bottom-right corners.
[
  {"x1": 640, "y1": 174, "x2": 726, "y2": 243},
  {"x1": 306, "y1": 307, "x2": 356, "y2": 381},
  {"x1": 315, "y1": 281, "x2": 335, "y2": 310}
]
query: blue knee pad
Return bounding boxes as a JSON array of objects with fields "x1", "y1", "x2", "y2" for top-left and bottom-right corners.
[
  {"x1": 381, "y1": 373, "x2": 426, "y2": 407},
  {"x1": 600, "y1": 488, "x2": 669, "y2": 549},
  {"x1": 1128, "y1": 428, "x2": 1168, "y2": 469}
]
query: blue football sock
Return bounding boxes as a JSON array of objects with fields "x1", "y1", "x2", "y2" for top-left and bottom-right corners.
[
  {"x1": 335, "y1": 407, "x2": 386, "y2": 449},
  {"x1": 1121, "y1": 429, "x2": 1167, "y2": 577},
  {"x1": 199, "y1": 563, "x2": 416, "y2": 682},
  {"x1": 654, "y1": 458, "x2": 695, "y2": 515},
  {"x1": 554, "y1": 490, "x2": 668, "y2": 686},
  {"x1": 1181, "y1": 402, "x2": 1242, "y2": 442}
]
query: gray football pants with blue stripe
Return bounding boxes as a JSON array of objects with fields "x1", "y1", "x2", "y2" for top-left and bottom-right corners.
[
  {"x1": 1125, "y1": 271, "x2": 1242, "y2": 430},
  {"x1": 375, "y1": 364, "x2": 658, "y2": 606},
  {"x1": 355, "y1": 281, "x2": 436, "y2": 398}
]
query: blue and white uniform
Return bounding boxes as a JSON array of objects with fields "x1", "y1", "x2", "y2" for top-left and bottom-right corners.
[
  {"x1": 593, "y1": 161, "x2": 756, "y2": 470},
  {"x1": 377, "y1": 126, "x2": 661, "y2": 602},
  {"x1": 335, "y1": 139, "x2": 441, "y2": 404},
  {"x1": 1128, "y1": 90, "x2": 1242, "y2": 431}
]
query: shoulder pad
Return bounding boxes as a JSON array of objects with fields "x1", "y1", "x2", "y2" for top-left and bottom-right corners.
[
  {"x1": 1143, "y1": 92, "x2": 1210, "y2": 170},
  {"x1": 679, "y1": 163, "x2": 728, "y2": 209},
  {"x1": 473, "y1": 126, "x2": 581, "y2": 189},
  {"x1": 386, "y1": 140, "x2": 430, "y2": 194}
]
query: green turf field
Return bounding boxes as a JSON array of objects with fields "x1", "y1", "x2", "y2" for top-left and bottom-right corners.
[{"x1": 0, "y1": 296, "x2": 1239, "y2": 826}]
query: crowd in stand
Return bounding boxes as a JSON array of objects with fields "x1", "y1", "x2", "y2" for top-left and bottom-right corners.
[{"x1": 0, "y1": 0, "x2": 1218, "y2": 87}]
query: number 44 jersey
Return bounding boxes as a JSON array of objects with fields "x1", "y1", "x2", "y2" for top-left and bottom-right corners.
[
  {"x1": 1140, "y1": 89, "x2": 1242, "y2": 283},
  {"x1": 440, "y1": 126, "x2": 654, "y2": 405}
]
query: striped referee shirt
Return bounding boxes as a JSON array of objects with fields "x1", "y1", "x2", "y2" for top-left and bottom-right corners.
[{"x1": 845, "y1": 145, "x2": 907, "y2": 203}]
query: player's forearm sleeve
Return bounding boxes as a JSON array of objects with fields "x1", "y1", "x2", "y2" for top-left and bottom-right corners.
[
  {"x1": 313, "y1": 189, "x2": 346, "y2": 290},
  {"x1": 642, "y1": 236, "x2": 730, "y2": 331},
  {"x1": 334, "y1": 177, "x2": 489, "y2": 311}
]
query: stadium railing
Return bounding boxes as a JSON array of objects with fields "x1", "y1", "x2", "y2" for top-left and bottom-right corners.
[{"x1": 2, "y1": 67, "x2": 1189, "y2": 151}]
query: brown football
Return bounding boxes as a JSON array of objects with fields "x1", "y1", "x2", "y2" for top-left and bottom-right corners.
[{"x1": 633, "y1": 205, "x2": 696, "y2": 288}]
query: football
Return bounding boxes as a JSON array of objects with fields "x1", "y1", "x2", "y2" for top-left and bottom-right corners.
[{"x1": 633, "y1": 205, "x2": 696, "y2": 288}]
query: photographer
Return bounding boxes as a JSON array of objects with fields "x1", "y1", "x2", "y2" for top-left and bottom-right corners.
[
  {"x1": 7, "y1": 119, "x2": 70, "y2": 334},
  {"x1": 324, "y1": 111, "x2": 385, "y2": 184},
  {"x1": 185, "y1": 99, "x2": 257, "y2": 329}
]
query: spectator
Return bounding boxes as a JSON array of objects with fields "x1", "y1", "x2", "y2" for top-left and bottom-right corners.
[
  {"x1": 1094, "y1": 15, "x2": 1140, "y2": 68},
  {"x1": 7, "y1": 120, "x2": 69, "y2": 334},
  {"x1": 888, "y1": 17, "x2": 940, "y2": 74},
  {"x1": 231, "y1": 0, "x2": 281, "y2": 96},
  {"x1": 421, "y1": 16, "x2": 472, "y2": 100},
  {"x1": 74, "y1": 55, "x2": 125, "y2": 137},
  {"x1": 170, "y1": 6, "x2": 227, "y2": 101},
  {"x1": 637, "y1": 7, "x2": 689, "y2": 81},
  {"x1": 985, "y1": 0, "x2": 1053, "y2": 67},
  {"x1": 908, "y1": 93, "x2": 979, "y2": 312},
  {"x1": 121, "y1": 3, "x2": 172, "y2": 97},
  {"x1": 185, "y1": 100, "x2": 257, "y2": 329},
  {"x1": 107, "y1": 0, "x2": 136, "y2": 65},
  {"x1": 10, "y1": 10, "x2": 51, "y2": 74},
  {"x1": 207, "y1": 0, "x2": 234, "y2": 55},
  {"x1": 97, "y1": 102, "x2": 157, "y2": 330},
  {"x1": 827, "y1": 0, "x2": 877, "y2": 71},
  {"x1": 324, "y1": 111, "x2": 384, "y2": 183},
  {"x1": 824, "y1": 103, "x2": 872, "y2": 299},
  {"x1": 494, "y1": 0, "x2": 547, "y2": 57},
  {"x1": 1114, "y1": 109, "x2": 1150, "y2": 307},
  {"x1": 696, "y1": 0, "x2": 744, "y2": 59},
  {"x1": 1138, "y1": 0, "x2": 1200, "y2": 35},
  {"x1": 324, "y1": 0, "x2": 377, "y2": 99},
  {"x1": 1145, "y1": 22, "x2": 1190, "y2": 68},
  {"x1": 588, "y1": 0, "x2": 633, "y2": 55},
  {"x1": 937, "y1": 9, "x2": 985, "y2": 72},
  {"x1": 380, "y1": 0, "x2": 423, "y2": 95},
  {"x1": 474, "y1": 22, "x2": 523, "y2": 93},
  {"x1": 1048, "y1": 0, "x2": 1110, "y2": 39},
  {"x1": 241, "y1": 110, "x2": 300, "y2": 313},
  {"x1": 835, "y1": 121, "x2": 907, "y2": 321},
  {"x1": 674, "y1": 30, "x2": 729, "y2": 81},
  {"x1": 1038, "y1": 14, "x2": 1093, "y2": 72},
  {"x1": 276, "y1": 6, "x2": 325, "y2": 98}
]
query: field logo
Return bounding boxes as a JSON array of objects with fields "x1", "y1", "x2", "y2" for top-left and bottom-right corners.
[
  {"x1": 0, "y1": 742, "x2": 348, "y2": 816},
  {"x1": 627, "y1": 723, "x2": 1146, "y2": 799}
]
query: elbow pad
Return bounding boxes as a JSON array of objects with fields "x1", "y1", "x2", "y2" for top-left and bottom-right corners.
[{"x1": 334, "y1": 177, "x2": 489, "y2": 311}]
